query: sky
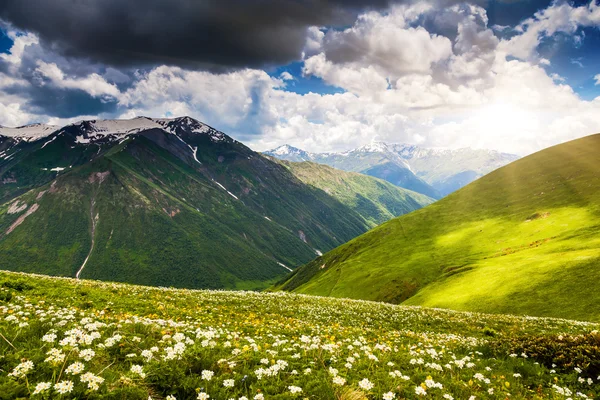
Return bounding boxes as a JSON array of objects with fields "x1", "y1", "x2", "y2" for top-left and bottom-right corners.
[{"x1": 0, "y1": 0, "x2": 599, "y2": 156}]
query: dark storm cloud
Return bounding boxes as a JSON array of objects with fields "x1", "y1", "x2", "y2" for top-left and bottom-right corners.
[
  {"x1": 2, "y1": 80, "x2": 119, "y2": 118},
  {"x1": 0, "y1": 0, "x2": 399, "y2": 71}
]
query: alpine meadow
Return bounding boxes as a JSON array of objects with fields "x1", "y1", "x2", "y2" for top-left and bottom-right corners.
[{"x1": 1, "y1": 0, "x2": 600, "y2": 398}]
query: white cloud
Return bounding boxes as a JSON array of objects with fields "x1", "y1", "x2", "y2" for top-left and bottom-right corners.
[
  {"x1": 313, "y1": 7, "x2": 453, "y2": 81},
  {"x1": 594, "y1": 74, "x2": 600, "y2": 85},
  {"x1": 34, "y1": 61, "x2": 120, "y2": 98},
  {"x1": 0, "y1": 31, "x2": 38, "y2": 67},
  {"x1": 279, "y1": 71, "x2": 294, "y2": 81},
  {"x1": 499, "y1": 0, "x2": 600, "y2": 60}
]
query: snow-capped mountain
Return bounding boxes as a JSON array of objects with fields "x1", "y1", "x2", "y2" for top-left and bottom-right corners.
[
  {"x1": 265, "y1": 142, "x2": 520, "y2": 197},
  {"x1": 265, "y1": 145, "x2": 316, "y2": 162},
  {"x1": 1, "y1": 117, "x2": 230, "y2": 145},
  {"x1": 0, "y1": 116, "x2": 434, "y2": 290}
]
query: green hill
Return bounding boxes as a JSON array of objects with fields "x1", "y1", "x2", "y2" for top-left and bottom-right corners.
[
  {"x1": 279, "y1": 134, "x2": 600, "y2": 322},
  {"x1": 273, "y1": 160, "x2": 434, "y2": 227},
  {"x1": 0, "y1": 117, "x2": 432, "y2": 290}
]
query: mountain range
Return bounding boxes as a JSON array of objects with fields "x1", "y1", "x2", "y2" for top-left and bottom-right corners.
[
  {"x1": 0, "y1": 117, "x2": 431, "y2": 290},
  {"x1": 278, "y1": 134, "x2": 600, "y2": 321},
  {"x1": 265, "y1": 143, "x2": 520, "y2": 198}
]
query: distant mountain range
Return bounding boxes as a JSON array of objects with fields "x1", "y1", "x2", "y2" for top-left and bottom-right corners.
[
  {"x1": 278, "y1": 134, "x2": 600, "y2": 321},
  {"x1": 0, "y1": 117, "x2": 431, "y2": 290},
  {"x1": 265, "y1": 143, "x2": 520, "y2": 198}
]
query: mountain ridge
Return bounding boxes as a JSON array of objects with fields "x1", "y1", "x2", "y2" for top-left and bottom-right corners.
[
  {"x1": 265, "y1": 143, "x2": 519, "y2": 197},
  {"x1": 0, "y1": 116, "x2": 431, "y2": 290}
]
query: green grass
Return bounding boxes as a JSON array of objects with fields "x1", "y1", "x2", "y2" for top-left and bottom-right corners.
[
  {"x1": 0, "y1": 271, "x2": 599, "y2": 399},
  {"x1": 276, "y1": 160, "x2": 434, "y2": 227},
  {"x1": 278, "y1": 134, "x2": 600, "y2": 322}
]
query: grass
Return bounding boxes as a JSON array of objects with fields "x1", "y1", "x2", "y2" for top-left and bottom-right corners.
[
  {"x1": 278, "y1": 134, "x2": 600, "y2": 322},
  {"x1": 275, "y1": 160, "x2": 434, "y2": 227},
  {"x1": 1, "y1": 270, "x2": 599, "y2": 399}
]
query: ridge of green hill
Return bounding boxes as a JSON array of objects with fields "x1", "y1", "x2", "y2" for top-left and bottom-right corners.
[
  {"x1": 278, "y1": 134, "x2": 600, "y2": 322},
  {"x1": 274, "y1": 159, "x2": 434, "y2": 227}
]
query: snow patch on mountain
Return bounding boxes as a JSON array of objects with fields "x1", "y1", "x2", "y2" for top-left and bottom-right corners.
[
  {"x1": 0, "y1": 124, "x2": 59, "y2": 141},
  {"x1": 264, "y1": 145, "x2": 315, "y2": 161},
  {"x1": 212, "y1": 180, "x2": 239, "y2": 200},
  {"x1": 0, "y1": 116, "x2": 230, "y2": 145}
]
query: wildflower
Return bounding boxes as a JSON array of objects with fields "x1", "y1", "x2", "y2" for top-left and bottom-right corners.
[
  {"x1": 141, "y1": 349, "x2": 153, "y2": 361},
  {"x1": 32, "y1": 382, "x2": 52, "y2": 395},
  {"x1": 223, "y1": 379, "x2": 235, "y2": 388},
  {"x1": 80, "y1": 372, "x2": 104, "y2": 391},
  {"x1": 383, "y1": 392, "x2": 396, "y2": 400},
  {"x1": 202, "y1": 370, "x2": 214, "y2": 381},
  {"x1": 254, "y1": 395, "x2": 264, "y2": 400},
  {"x1": 42, "y1": 333, "x2": 57, "y2": 343},
  {"x1": 288, "y1": 386, "x2": 302, "y2": 394},
  {"x1": 333, "y1": 376, "x2": 346, "y2": 386},
  {"x1": 415, "y1": 386, "x2": 427, "y2": 396},
  {"x1": 8, "y1": 360, "x2": 34, "y2": 378},
  {"x1": 130, "y1": 364, "x2": 146, "y2": 378},
  {"x1": 197, "y1": 393, "x2": 210, "y2": 400},
  {"x1": 513, "y1": 373, "x2": 521, "y2": 378},
  {"x1": 359, "y1": 378, "x2": 374, "y2": 391},
  {"x1": 65, "y1": 361, "x2": 85, "y2": 375},
  {"x1": 79, "y1": 349, "x2": 96, "y2": 361},
  {"x1": 55, "y1": 380, "x2": 74, "y2": 394},
  {"x1": 45, "y1": 348, "x2": 65, "y2": 364},
  {"x1": 166, "y1": 396, "x2": 176, "y2": 400}
]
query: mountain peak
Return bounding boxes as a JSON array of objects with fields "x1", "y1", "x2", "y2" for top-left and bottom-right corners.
[
  {"x1": 264, "y1": 144, "x2": 314, "y2": 161},
  {"x1": 354, "y1": 141, "x2": 391, "y2": 153}
]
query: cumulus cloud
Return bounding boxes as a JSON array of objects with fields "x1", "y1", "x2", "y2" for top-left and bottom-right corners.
[
  {"x1": 311, "y1": 6, "x2": 453, "y2": 79},
  {"x1": 499, "y1": 0, "x2": 600, "y2": 61},
  {"x1": 34, "y1": 61, "x2": 120, "y2": 98}
]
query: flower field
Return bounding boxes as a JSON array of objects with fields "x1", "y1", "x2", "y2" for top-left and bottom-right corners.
[{"x1": 0, "y1": 271, "x2": 599, "y2": 399}]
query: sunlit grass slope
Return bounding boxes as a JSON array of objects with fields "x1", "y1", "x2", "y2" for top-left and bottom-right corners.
[{"x1": 279, "y1": 134, "x2": 600, "y2": 321}]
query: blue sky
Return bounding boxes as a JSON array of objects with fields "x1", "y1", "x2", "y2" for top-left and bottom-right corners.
[{"x1": 0, "y1": 0, "x2": 599, "y2": 155}]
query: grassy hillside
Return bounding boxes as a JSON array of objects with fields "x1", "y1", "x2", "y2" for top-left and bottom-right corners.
[
  {"x1": 279, "y1": 134, "x2": 600, "y2": 321},
  {"x1": 275, "y1": 160, "x2": 434, "y2": 227},
  {"x1": 1, "y1": 271, "x2": 599, "y2": 399}
]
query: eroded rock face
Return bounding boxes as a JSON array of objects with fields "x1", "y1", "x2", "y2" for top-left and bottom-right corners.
[
  {"x1": 5, "y1": 203, "x2": 39, "y2": 236},
  {"x1": 7, "y1": 200, "x2": 28, "y2": 214},
  {"x1": 88, "y1": 171, "x2": 110, "y2": 184},
  {"x1": 298, "y1": 230, "x2": 307, "y2": 243}
]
